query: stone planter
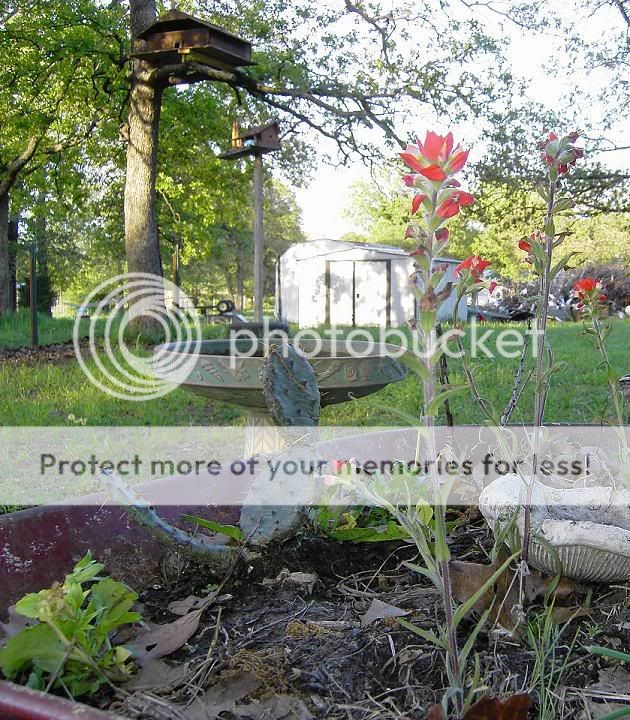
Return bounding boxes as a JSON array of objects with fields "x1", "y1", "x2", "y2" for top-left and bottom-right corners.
[{"x1": 479, "y1": 474, "x2": 630, "y2": 582}]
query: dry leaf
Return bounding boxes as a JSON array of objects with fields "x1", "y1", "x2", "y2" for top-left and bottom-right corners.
[
  {"x1": 125, "y1": 659, "x2": 190, "y2": 691},
  {"x1": 185, "y1": 672, "x2": 262, "y2": 719},
  {"x1": 463, "y1": 694, "x2": 531, "y2": 719},
  {"x1": 449, "y1": 558, "x2": 521, "y2": 632},
  {"x1": 449, "y1": 552, "x2": 576, "y2": 633},
  {"x1": 167, "y1": 595, "x2": 208, "y2": 616},
  {"x1": 426, "y1": 694, "x2": 531, "y2": 719},
  {"x1": 551, "y1": 605, "x2": 592, "y2": 625},
  {"x1": 129, "y1": 607, "x2": 205, "y2": 665},
  {"x1": 263, "y1": 569, "x2": 319, "y2": 595},
  {"x1": 360, "y1": 599, "x2": 410, "y2": 627},
  {"x1": 0, "y1": 605, "x2": 33, "y2": 639}
]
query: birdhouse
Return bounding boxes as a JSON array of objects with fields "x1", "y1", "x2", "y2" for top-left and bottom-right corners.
[
  {"x1": 218, "y1": 121, "x2": 281, "y2": 160},
  {"x1": 132, "y1": 10, "x2": 254, "y2": 71}
]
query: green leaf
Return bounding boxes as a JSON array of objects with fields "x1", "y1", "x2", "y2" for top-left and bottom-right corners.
[
  {"x1": 398, "y1": 618, "x2": 447, "y2": 649},
  {"x1": 419, "y1": 308, "x2": 436, "y2": 335},
  {"x1": 544, "y1": 218, "x2": 556, "y2": 238},
  {"x1": 458, "y1": 607, "x2": 491, "y2": 669},
  {"x1": 553, "y1": 197, "x2": 574, "y2": 213},
  {"x1": 14, "y1": 592, "x2": 46, "y2": 620},
  {"x1": 181, "y1": 515, "x2": 245, "y2": 541},
  {"x1": 400, "y1": 351, "x2": 429, "y2": 380},
  {"x1": 415, "y1": 499, "x2": 433, "y2": 525},
  {"x1": 65, "y1": 553, "x2": 104, "y2": 585},
  {"x1": 452, "y1": 552, "x2": 518, "y2": 628},
  {"x1": 427, "y1": 385, "x2": 467, "y2": 417},
  {"x1": 329, "y1": 521, "x2": 409, "y2": 543},
  {"x1": 550, "y1": 251, "x2": 579, "y2": 279},
  {"x1": 587, "y1": 646, "x2": 630, "y2": 664},
  {"x1": 596, "y1": 708, "x2": 630, "y2": 720},
  {"x1": 0, "y1": 624, "x2": 66, "y2": 678},
  {"x1": 380, "y1": 405, "x2": 424, "y2": 428}
]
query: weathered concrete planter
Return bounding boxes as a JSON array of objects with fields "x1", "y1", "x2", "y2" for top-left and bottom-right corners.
[{"x1": 480, "y1": 474, "x2": 630, "y2": 582}]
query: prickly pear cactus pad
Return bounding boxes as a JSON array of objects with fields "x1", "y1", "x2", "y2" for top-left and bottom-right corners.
[{"x1": 261, "y1": 343, "x2": 321, "y2": 427}]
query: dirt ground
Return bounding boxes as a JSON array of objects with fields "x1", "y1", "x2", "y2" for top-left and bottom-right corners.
[{"x1": 85, "y1": 515, "x2": 630, "y2": 720}]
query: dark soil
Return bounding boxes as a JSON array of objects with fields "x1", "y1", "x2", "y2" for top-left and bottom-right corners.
[
  {"x1": 96, "y1": 520, "x2": 630, "y2": 720},
  {"x1": 0, "y1": 339, "x2": 86, "y2": 363}
]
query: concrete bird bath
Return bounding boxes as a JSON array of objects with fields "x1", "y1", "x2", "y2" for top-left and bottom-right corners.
[{"x1": 153, "y1": 338, "x2": 408, "y2": 454}]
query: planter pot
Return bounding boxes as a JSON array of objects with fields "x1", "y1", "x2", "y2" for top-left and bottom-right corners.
[{"x1": 479, "y1": 474, "x2": 630, "y2": 582}]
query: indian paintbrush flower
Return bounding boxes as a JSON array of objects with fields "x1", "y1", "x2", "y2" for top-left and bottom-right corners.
[
  {"x1": 454, "y1": 255, "x2": 491, "y2": 278},
  {"x1": 538, "y1": 131, "x2": 584, "y2": 175}
]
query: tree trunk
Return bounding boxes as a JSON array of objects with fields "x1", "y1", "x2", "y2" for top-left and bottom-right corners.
[
  {"x1": 8, "y1": 218, "x2": 17, "y2": 312},
  {"x1": 124, "y1": 0, "x2": 163, "y2": 280},
  {"x1": 33, "y1": 191, "x2": 53, "y2": 315},
  {"x1": 0, "y1": 192, "x2": 9, "y2": 314}
]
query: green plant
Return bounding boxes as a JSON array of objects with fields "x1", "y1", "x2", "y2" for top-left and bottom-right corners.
[
  {"x1": 587, "y1": 646, "x2": 630, "y2": 664},
  {"x1": 526, "y1": 604, "x2": 581, "y2": 720},
  {"x1": 396, "y1": 130, "x2": 496, "y2": 717},
  {"x1": 344, "y1": 467, "x2": 518, "y2": 715},
  {"x1": 181, "y1": 515, "x2": 245, "y2": 542},
  {"x1": 0, "y1": 552, "x2": 141, "y2": 697},
  {"x1": 519, "y1": 132, "x2": 584, "y2": 560}
]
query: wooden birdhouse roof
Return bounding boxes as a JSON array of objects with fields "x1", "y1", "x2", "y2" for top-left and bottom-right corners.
[
  {"x1": 239, "y1": 122, "x2": 279, "y2": 139},
  {"x1": 137, "y1": 9, "x2": 244, "y2": 43}
]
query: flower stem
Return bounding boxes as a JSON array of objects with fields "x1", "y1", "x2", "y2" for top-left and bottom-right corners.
[{"x1": 522, "y1": 178, "x2": 556, "y2": 563}]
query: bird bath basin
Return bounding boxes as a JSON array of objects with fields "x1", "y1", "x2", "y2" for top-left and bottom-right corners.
[{"x1": 154, "y1": 338, "x2": 407, "y2": 453}]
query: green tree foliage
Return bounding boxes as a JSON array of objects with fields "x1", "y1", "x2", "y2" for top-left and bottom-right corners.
[{"x1": 344, "y1": 173, "x2": 628, "y2": 281}]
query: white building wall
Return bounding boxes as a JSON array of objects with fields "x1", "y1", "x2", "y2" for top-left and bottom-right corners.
[{"x1": 276, "y1": 240, "x2": 467, "y2": 328}]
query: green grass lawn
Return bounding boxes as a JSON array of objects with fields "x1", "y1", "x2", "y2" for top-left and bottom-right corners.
[
  {"x1": 1, "y1": 315, "x2": 627, "y2": 426},
  {"x1": 0, "y1": 309, "x2": 98, "y2": 348}
]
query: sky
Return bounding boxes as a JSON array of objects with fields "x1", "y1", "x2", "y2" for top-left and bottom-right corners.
[{"x1": 292, "y1": 0, "x2": 629, "y2": 240}]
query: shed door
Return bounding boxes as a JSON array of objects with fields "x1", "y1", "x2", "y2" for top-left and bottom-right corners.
[
  {"x1": 354, "y1": 261, "x2": 388, "y2": 326},
  {"x1": 328, "y1": 261, "x2": 354, "y2": 326}
]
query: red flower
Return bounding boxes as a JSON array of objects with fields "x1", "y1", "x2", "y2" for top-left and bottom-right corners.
[
  {"x1": 435, "y1": 228, "x2": 449, "y2": 242},
  {"x1": 418, "y1": 130, "x2": 454, "y2": 162},
  {"x1": 402, "y1": 174, "x2": 415, "y2": 187},
  {"x1": 446, "y1": 149, "x2": 469, "y2": 174},
  {"x1": 436, "y1": 191, "x2": 475, "y2": 219},
  {"x1": 455, "y1": 255, "x2": 491, "y2": 278},
  {"x1": 573, "y1": 277, "x2": 606, "y2": 304},
  {"x1": 400, "y1": 149, "x2": 447, "y2": 180},
  {"x1": 539, "y1": 131, "x2": 583, "y2": 174},
  {"x1": 411, "y1": 193, "x2": 427, "y2": 214},
  {"x1": 518, "y1": 238, "x2": 532, "y2": 252},
  {"x1": 400, "y1": 131, "x2": 470, "y2": 183},
  {"x1": 573, "y1": 278, "x2": 599, "y2": 294}
]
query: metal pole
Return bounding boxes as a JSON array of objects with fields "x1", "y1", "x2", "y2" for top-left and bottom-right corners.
[
  {"x1": 172, "y1": 235, "x2": 180, "y2": 307},
  {"x1": 252, "y1": 152, "x2": 264, "y2": 323},
  {"x1": 30, "y1": 242, "x2": 38, "y2": 347}
]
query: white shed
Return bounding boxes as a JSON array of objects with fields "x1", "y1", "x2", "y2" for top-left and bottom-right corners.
[{"x1": 276, "y1": 239, "x2": 467, "y2": 328}]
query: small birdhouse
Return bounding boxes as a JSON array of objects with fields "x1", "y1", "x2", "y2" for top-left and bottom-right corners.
[
  {"x1": 219, "y1": 121, "x2": 281, "y2": 160},
  {"x1": 132, "y1": 10, "x2": 254, "y2": 71}
]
